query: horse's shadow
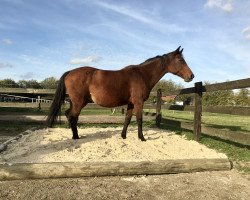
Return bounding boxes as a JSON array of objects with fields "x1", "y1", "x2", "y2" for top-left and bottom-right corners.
[{"x1": 78, "y1": 129, "x2": 119, "y2": 143}]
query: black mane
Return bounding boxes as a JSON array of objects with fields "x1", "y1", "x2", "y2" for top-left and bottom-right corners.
[{"x1": 140, "y1": 53, "x2": 168, "y2": 65}]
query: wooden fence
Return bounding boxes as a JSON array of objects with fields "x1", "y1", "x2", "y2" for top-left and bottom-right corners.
[
  {"x1": 0, "y1": 88, "x2": 55, "y2": 94},
  {"x1": 155, "y1": 78, "x2": 250, "y2": 145}
]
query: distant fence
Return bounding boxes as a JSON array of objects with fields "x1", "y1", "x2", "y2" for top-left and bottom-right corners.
[
  {"x1": 155, "y1": 78, "x2": 250, "y2": 146},
  {"x1": 144, "y1": 104, "x2": 250, "y2": 116},
  {"x1": 0, "y1": 88, "x2": 55, "y2": 94},
  {"x1": 0, "y1": 94, "x2": 52, "y2": 103}
]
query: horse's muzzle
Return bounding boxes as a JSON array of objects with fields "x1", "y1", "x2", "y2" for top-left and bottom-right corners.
[{"x1": 185, "y1": 74, "x2": 195, "y2": 82}]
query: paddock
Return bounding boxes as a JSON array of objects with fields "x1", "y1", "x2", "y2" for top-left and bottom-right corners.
[{"x1": 0, "y1": 127, "x2": 231, "y2": 180}]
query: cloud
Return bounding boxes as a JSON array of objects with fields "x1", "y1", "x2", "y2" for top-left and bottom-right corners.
[
  {"x1": 93, "y1": 1, "x2": 187, "y2": 33},
  {"x1": 69, "y1": 55, "x2": 102, "y2": 65},
  {"x1": 2, "y1": 38, "x2": 13, "y2": 45},
  {"x1": 205, "y1": 0, "x2": 233, "y2": 13},
  {"x1": 242, "y1": 26, "x2": 250, "y2": 40},
  {"x1": 95, "y1": 1, "x2": 153, "y2": 24},
  {"x1": 19, "y1": 72, "x2": 36, "y2": 79},
  {"x1": 0, "y1": 62, "x2": 13, "y2": 68}
]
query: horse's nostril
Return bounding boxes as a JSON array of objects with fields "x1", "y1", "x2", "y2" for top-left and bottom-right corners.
[{"x1": 191, "y1": 74, "x2": 195, "y2": 79}]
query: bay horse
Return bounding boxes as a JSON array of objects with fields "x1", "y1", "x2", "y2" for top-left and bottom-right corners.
[{"x1": 47, "y1": 46, "x2": 194, "y2": 141}]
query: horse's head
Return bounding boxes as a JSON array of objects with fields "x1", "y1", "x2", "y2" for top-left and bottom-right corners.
[{"x1": 165, "y1": 46, "x2": 194, "y2": 82}]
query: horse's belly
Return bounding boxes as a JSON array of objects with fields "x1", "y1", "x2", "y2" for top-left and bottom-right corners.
[{"x1": 90, "y1": 92, "x2": 127, "y2": 108}]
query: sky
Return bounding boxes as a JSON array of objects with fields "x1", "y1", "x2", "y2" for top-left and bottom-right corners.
[{"x1": 0, "y1": 0, "x2": 250, "y2": 87}]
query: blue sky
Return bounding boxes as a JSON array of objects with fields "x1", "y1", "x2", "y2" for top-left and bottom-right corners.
[{"x1": 0, "y1": 0, "x2": 250, "y2": 87}]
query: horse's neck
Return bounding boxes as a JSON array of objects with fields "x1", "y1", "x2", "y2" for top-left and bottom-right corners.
[{"x1": 138, "y1": 59, "x2": 168, "y2": 91}]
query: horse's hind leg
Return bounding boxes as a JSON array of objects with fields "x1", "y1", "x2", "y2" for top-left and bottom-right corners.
[
  {"x1": 65, "y1": 100, "x2": 86, "y2": 139},
  {"x1": 121, "y1": 103, "x2": 134, "y2": 139},
  {"x1": 69, "y1": 115, "x2": 79, "y2": 139}
]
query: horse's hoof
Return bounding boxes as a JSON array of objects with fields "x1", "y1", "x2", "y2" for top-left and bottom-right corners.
[
  {"x1": 140, "y1": 137, "x2": 146, "y2": 142},
  {"x1": 72, "y1": 136, "x2": 80, "y2": 140},
  {"x1": 121, "y1": 135, "x2": 126, "y2": 139}
]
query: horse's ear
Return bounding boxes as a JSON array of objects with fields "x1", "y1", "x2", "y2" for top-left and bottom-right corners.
[
  {"x1": 175, "y1": 46, "x2": 181, "y2": 53},
  {"x1": 180, "y1": 48, "x2": 184, "y2": 53}
]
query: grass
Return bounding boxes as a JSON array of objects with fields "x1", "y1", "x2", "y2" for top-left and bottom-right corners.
[
  {"x1": 80, "y1": 109, "x2": 122, "y2": 115},
  {"x1": 160, "y1": 110, "x2": 250, "y2": 133},
  {"x1": 0, "y1": 106, "x2": 122, "y2": 116},
  {"x1": 0, "y1": 122, "x2": 45, "y2": 136},
  {"x1": 0, "y1": 107, "x2": 48, "y2": 115}
]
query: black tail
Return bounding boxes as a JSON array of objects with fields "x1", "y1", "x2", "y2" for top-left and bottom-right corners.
[{"x1": 46, "y1": 71, "x2": 70, "y2": 127}]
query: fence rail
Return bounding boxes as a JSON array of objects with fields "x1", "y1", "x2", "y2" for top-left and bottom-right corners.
[
  {"x1": 0, "y1": 87, "x2": 55, "y2": 94},
  {"x1": 156, "y1": 78, "x2": 250, "y2": 145},
  {"x1": 203, "y1": 78, "x2": 250, "y2": 92},
  {"x1": 170, "y1": 78, "x2": 250, "y2": 95}
]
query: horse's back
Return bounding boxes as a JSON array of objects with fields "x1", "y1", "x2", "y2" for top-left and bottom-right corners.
[
  {"x1": 88, "y1": 68, "x2": 134, "y2": 107},
  {"x1": 64, "y1": 66, "x2": 147, "y2": 107}
]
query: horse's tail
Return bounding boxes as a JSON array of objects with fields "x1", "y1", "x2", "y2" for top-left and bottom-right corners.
[{"x1": 46, "y1": 71, "x2": 70, "y2": 127}]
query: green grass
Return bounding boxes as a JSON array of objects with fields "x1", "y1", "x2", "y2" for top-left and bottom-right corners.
[
  {"x1": 0, "y1": 106, "x2": 122, "y2": 116},
  {"x1": 80, "y1": 109, "x2": 122, "y2": 115},
  {"x1": 160, "y1": 110, "x2": 250, "y2": 133},
  {"x1": 0, "y1": 107, "x2": 49, "y2": 115},
  {"x1": 0, "y1": 122, "x2": 45, "y2": 136}
]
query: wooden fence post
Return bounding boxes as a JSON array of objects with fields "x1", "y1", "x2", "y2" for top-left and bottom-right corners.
[
  {"x1": 37, "y1": 96, "x2": 41, "y2": 110},
  {"x1": 194, "y1": 82, "x2": 203, "y2": 141},
  {"x1": 156, "y1": 89, "x2": 162, "y2": 127}
]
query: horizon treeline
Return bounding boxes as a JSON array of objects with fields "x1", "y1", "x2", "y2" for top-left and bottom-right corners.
[{"x1": 0, "y1": 77, "x2": 58, "y2": 89}]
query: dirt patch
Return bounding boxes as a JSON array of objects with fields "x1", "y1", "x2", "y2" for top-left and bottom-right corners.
[
  {"x1": 0, "y1": 170, "x2": 249, "y2": 200},
  {"x1": 0, "y1": 127, "x2": 227, "y2": 163}
]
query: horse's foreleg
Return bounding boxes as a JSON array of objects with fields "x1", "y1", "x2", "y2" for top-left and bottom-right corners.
[
  {"x1": 121, "y1": 104, "x2": 134, "y2": 139},
  {"x1": 134, "y1": 103, "x2": 146, "y2": 141}
]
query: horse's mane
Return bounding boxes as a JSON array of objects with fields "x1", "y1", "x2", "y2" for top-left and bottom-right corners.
[
  {"x1": 139, "y1": 53, "x2": 168, "y2": 65},
  {"x1": 123, "y1": 50, "x2": 182, "y2": 69},
  {"x1": 123, "y1": 54, "x2": 166, "y2": 70}
]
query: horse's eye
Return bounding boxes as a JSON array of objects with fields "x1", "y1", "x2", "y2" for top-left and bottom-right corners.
[{"x1": 179, "y1": 58, "x2": 185, "y2": 63}]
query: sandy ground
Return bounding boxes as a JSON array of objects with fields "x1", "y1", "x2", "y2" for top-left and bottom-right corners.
[
  {"x1": 0, "y1": 127, "x2": 227, "y2": 163},
  {"x1": 0, "y1": 170, "x2": 249, "y2": 200}
]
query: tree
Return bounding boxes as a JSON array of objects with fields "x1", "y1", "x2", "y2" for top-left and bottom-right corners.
[
  {"x1": 203, "y1": 90, "x2": 235, "y2": 106},
  {"x1": 151, "y1": 79, "x2": 183, "y2": 95},
  {"x1": 40, "y1": 77, "x2": 58, "y2": 89},
  {"x1": 202, "y1": 81, "x2": 235, "y2": 106},
  {"x1": 235, "y1": 89, "x2": 250, "y2": 106},
  {"x1": 26, "y1": 80, "x2": 41, "y2": 88},
  {"x1": 147, "y1": 79, "x2": 183, "y2": 103},
  {"x1": 0, "y1": 78, "x2": 19, "y2": 88},
  {"x1": 18, "y1": 80, "x2": 28, "y2": 88}
]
